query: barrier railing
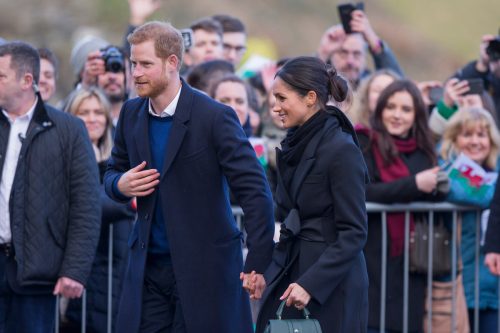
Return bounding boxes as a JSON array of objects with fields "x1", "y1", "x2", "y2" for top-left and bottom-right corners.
[{"x1": 54, "y1": 203, "x2": 498, "y2": 333}]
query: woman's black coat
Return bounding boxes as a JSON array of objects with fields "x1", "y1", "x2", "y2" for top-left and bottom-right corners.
[
  {"x1": 256, "y1": 114, "x2": 369, "y2": 333},
  {"x1": 358, "y1": 132, "x2": 438, "y2": 332}
]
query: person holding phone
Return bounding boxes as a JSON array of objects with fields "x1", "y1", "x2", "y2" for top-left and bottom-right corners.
[
  {"x1": 254, "y1": 56, "x2": 369, "y2": 333},
  {"x1": 428, "y1": 77, "x2": 497, "y2": 137},
  {"x1": 316, "y1": 5, "x2": 403, "y2": 88}
]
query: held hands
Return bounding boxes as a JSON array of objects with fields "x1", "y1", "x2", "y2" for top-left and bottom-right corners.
[
  {"x1": 485, "y1": 253, "x2": 500, "y2": 276},
  {"x1": 240, "y1": 271, "x2": 266, "y2": 300},
  {"x1": 117, "y1": 161, "x2": 160, "y2": 197},
  {"x1": 280, "y1": 283, "x2": 311, "y2": 311},
  {"x1": 53, "y1": 277, "x2": 84, "y2": 299},
  {"x1": 415, "y1": 166, "x2": 440, "y2": 193}
]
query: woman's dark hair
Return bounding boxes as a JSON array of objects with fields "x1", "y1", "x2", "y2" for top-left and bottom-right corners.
[
  {"x1": 275, "y1": 56, "x2": 349, "y2": 109},
  {"x1": 209, "y1": 74, "x2": 246, "y2": 98},
  {"x1": 370, "y1": 79, "x2": 436, "y2": 165}
]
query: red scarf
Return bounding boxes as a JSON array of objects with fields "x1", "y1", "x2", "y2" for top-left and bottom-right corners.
[{"x1": 357, "y1": 126, "x2": 417, "y2": 257}]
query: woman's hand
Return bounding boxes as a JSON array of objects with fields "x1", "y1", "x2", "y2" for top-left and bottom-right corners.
[
  {"x1": 442, "y1": 78, "x2": 470, "y2": 108},
  {"x1": 415, "y1": 166, "x2": 439, "y2": 193},
  {"x1": 279, "y1": 283, "x2": 311, "y2": 310}
]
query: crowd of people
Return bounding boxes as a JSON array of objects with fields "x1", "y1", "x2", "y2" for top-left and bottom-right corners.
[{"x1": 1, "y1": 1, "x2": 500, "y2": 332}]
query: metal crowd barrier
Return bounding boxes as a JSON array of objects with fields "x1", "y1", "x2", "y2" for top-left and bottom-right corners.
[{"x1": 54, "y1": 203, "x2": 498, "y2": 333}]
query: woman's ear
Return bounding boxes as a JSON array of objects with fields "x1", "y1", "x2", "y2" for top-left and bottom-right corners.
[{"x1": 306, "y1": 90, "x2": 318, "y2": 108}]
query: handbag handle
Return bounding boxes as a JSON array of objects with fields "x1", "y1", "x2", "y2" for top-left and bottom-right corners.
[{"x1": 276, "y1": 300, "x2": 311, "y2": 320}]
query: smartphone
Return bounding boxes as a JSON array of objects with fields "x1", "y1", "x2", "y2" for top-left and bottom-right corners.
[
  {"x1": 429, "y1": 86, "x2": 444, "y2": 105},
  {"x1": 180, "y1": 29, "x2": 194, "y2": 50},
  {"x1": 337, "y1": 2, "x2": 364, "y2": 34},
  {"x1": 465, "y1": 78, "x2": 484, "y2": 95}
]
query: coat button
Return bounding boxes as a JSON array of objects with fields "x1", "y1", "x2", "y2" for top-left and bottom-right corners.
[
  {"x1": 141, "y1": 242, "x2": 145, "y2": 249},
  {"x1": 144, "y1": 214, "x2": 149, "y2": 220}
]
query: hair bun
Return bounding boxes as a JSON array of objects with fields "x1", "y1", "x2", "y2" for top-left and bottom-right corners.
[{"x1": 327, "y1": 67, "x2": 348, "y2": 103}]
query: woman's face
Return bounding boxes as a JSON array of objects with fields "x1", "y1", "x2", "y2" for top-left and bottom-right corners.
[
  {"x1": 368, "y1": 74, "x2": 395, "y2": 113},
  {"x1": 267, "y1": 93, "x2": 283, "y2": 128},
  {"x1": 75, "y1": 96, "x2": 107, "y2": 145},
  {"x1": 381, "y1": 90, "x2": 416, "y2": 138},
  {"x1": 214, "y1": 81, "x2": 249, "y2": 126},
  {"x1": 455, "y1": 122, "x2": 491, "y2": 165},
  {"x1": 272, "y1": 77, "x2": 315, "y2": 128}
]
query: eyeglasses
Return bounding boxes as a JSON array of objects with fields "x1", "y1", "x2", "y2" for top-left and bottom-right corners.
[
  {"x1": 334, "y1": 49, "x2": 364, "y2": 61},
  {"x1": 223, "y1": 43, "x2": 246, "y2": 54}
]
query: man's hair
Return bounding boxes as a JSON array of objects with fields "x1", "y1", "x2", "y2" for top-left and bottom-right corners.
[
  {"x1": 189, "y1": 18, "x2": 223, "y2": 38},
  {"x1": 128, "y1": 21, "x2": 184, "y2": 70},
  {"x1": 0, "y1": 41, "x2": 40, "y2": 84},
  {"x1": 212, "y1": 14, "x2": 246, "y2": 34},
  {"x1": 38, "y1": 47, "x2": 59, "y2": 79}
]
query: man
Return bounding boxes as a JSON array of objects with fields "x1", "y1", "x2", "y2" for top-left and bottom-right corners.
[
  {"x1": 72, "y1": 41, "x2": 129, "y2": 125},
  {"x1": 104, "y1": 21, "x2": 274, "y2": 333},
  {"x1": 37, "y1": 47, "x2": 58, "y2": 103},
  {"x1": 454, "y1": 33, "x2": 500, "y2": 120},
  {"x1": 317, "y1": 9, "x2": 403, "y2": 88},
  {"x1": 183, "y1": 17, "x2": 224, "y2": 68},
  {"x1": 0, "y1": 41, "x2": 100, "y2": 332},
  {"x1": 213, "y1": 14, "x2": 247, "y2": 67}
]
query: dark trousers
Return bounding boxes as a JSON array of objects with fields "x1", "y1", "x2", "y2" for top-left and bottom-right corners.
[
  {"x1": 139, "y1": 254, "x2": 186, "y2": 333},
  {"x1": 0, "y1": 249, "x2": 56, "y2": 333}
]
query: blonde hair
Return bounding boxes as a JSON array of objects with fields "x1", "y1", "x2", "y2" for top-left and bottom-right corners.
[
  {"x1": 441, "y1": 107, "x2": 500, "y2": 170},
  {"x1": 65, "y1": 87, "x2": 113, "y2": 162},
  {"x1": 127, "y1": 21, "x2": 184, "y2": 70},
  {"x1": 349, "y1": 69, "x2": 401, "y2": 127}
]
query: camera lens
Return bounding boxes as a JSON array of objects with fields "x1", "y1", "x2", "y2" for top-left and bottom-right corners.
[
  {"x1": 487, "y1": 39, "x2": 500, "y2": 61},
  {"x1": 101, "y1": 47, "x2": 125, "y2": 73}
]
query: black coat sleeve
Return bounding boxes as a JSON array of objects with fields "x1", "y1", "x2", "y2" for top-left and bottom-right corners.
[{"x1": 484, "y1": 180, "x2": 500, "y2": 253}]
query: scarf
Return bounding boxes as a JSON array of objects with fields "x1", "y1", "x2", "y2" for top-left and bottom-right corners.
[{"x1": 357, "y1": 126, "x2": 418, "y2": 257}]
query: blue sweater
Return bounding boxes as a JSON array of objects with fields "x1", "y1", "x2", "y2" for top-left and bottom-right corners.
[{"x1": 148, "y1": 115, "x2": 173, "y2": 254}]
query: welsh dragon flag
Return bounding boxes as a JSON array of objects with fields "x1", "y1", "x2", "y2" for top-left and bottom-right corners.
[{"x1": 446, "y1": 153, "x2": 497, "y2": 208}]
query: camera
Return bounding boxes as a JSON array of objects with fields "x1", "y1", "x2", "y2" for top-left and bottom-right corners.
[
  {"x1": 337, "y1": 2, "x2": 365, "y2": 34},
  {"x1": 100, "y1": 46, "x2": 125, "y2": 73},
  {"x1": 180, "y1": 29, "x2": 194, "y2": 51},
  {"x1": 486, "y1": 37, "x2": 500, "y2": 62}
]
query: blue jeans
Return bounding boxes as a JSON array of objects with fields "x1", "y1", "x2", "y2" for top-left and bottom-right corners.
[
  {"x1": 0, "y1": 250, "x2": 56, "y2": 333},
  {"x1": 468, "y1": 308, "x2": 499, "y2": 333}
]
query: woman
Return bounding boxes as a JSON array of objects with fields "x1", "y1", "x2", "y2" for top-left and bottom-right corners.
[
  {"x1": 63, "y1": 87, "x2": 135, "y2": 333},
  {"x1": 356, "y1": 80, "x2": 442, "y2": 332},
  {"x1": 254, "y1": 56, "x2": 369, "y2": 333},
  {"x1": 349, "y1": 69, "x2": 401, "y2": 127},
  {"x1": 440, "y1": 107, "x2": 500, "y2": 333}
]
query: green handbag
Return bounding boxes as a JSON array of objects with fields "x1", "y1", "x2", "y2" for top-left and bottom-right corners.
[{"x1": 263, "y1": 300, "x2": 323, "y2": 333}]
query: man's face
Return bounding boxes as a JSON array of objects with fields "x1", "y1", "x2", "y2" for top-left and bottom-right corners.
[
  {"x1": 130, "y1": 40, "x2": 172, "y2": 99},
  {"x1": 0, "y1": 55, "x2": 22, "y2": 111},
  {"x1": 39, "y1": 58, "x2": 56, "y2": 102},
  {"x1": 222, "y1": 32, "x2": 247, "y2": 66},
  {"x1": 97, "y1": 70, "x2": 126, "y2": 103},
  {"x1": 186, "y1": 30, "x2": 223, "y2": 66},
  {"x1": 330, "y1": 34, "x2": 366, "y2": 83}
]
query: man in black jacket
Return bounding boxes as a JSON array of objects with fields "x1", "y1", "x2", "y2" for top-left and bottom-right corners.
[{"x1": 0, "y1": 41, "x2": 101, "y2": 333}]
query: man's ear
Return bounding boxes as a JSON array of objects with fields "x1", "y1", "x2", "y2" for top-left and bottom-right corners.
[{"x1": 21, "y1": 73, "x2": 34, "y2": 91}]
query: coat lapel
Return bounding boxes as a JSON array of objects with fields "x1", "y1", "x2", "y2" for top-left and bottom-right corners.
[
  {"x1": 134, "y1": 102, "x2": 153, "y2": 168},
  {"x1": 159, "y1": 81, "x2": 193, "y2": 181}
]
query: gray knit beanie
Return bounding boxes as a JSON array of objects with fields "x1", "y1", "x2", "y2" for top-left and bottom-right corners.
[{"x1": 70, "y1": 35, "x2": 109, "y2": 76}]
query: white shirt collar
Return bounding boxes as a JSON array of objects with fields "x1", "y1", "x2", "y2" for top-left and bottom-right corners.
[
  {"x1": 1, "y1": 96, "x2": 38, "y2": 124},
  {"x1": 148, "y1": 85, "x2": 182, "y2": 118}
]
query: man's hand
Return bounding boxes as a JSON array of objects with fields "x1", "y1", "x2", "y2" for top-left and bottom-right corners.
[
  {"x1": 317, "y1": 25, "x2": 346, "y2": 62},
  {"x1": 117, "y1": 161, "x2": 160, "y2": 197},
  {"x1": 485, "y1": 253, "x2": 500, "y2": 276},
  {"x1": 240, "y1": 271, "x2": 266, "y2": 300},
  {"x1": 417, "y1": 80, "x2": 442, "y2": 107},
  {"x1": 280, "y1": 283, "x2": 311, "y2": 310},
  {"x1": 350, "y1": 10, "x2": 380, "y2": 52},
  {"x1": 129, "y1": 0, "x2": 162, "y2": 26},
  {"x1": 81, "y1": 50, "x2": 105, "y2": 88},
  {"x1": 477, "y1": 34, "x2": 496, "y2": 72},
  {"x1": 53, "y1": 277, "x2": 84, "y2": 299}
]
